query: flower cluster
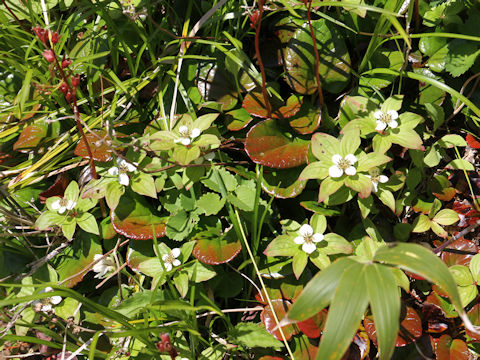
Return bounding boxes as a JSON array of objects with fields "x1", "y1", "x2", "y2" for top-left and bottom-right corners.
[
  {"x1": 93, "y1": 254, "x2": 116, "y2": 279},
  {"x1": 108, "y1": 158, "x2": 137, "y2": 186},
  {"x1": 329, "y1": 154, "x2": 358, "y2": 178},
  {"x1": 174, "y1": 125, "x2": 201, "y2": 146},
  {"x1": 162, "y1": 248, "x2": 181, "y2": 271},
  {"x1": 374, "y1": 109, "x2": 398, "y2": 131},
  {"x1": 294, "y1": 224, "x2": 324, "y2": 254}
]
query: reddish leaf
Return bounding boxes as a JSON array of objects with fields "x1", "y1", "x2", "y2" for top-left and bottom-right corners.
[
  {"x1": 55, "y1": 231, "x2": 102, "y2": 288},
  {"x1": 453, "y1": 200, "x2": 480, "y2": 227},
  {"x1": 412, "y1": 198, "x2": 433, "y2": 214},
  {"x1": 466, "y1": 134, "x2": 480, "y2": 149},
  {"x1": 225, "y1": 108, "x2": 253, "y2": 131},
  {"x1": 297, "y1": 309, "x2": 328, "y2": 338},
  {"x1": 292, "y1": 334, "x2": 319, "y2": 359},
  {"x1": 424, "y1": 291, "x2": 458, "y2": 319},
  {"x1": 39, "y1": 173, "x2": 69, "y2": 203},
  {"x1": 13, "y1": 123, "x2": 47, "y2": 152},
  {"x1": 74, "y1": 129, "x2": 112, "y2": 162},
  {"x1": 258, "y1": 357, "x2": 285, "y2": 360},
  {"x1": 434, "y1": 334, "x2": 469, "y2": 360},
  {"x1": 261, "y1": 299, "x2": 298, "y2": 340},
  {"x1": 245, "y1": 119, "x2": 309, "y2": 169},
  {"x1": 288, "y1": 99, "x2": 322, "y2": 135},
  {"x1": 431, "y1": 175, "x2": 456, "y2": 202},
  {"x1": 192, "y1": 230, "x2": 242, "y2": 265},
  {"x1": 467, "y1": 304, "x2": 480, "y2": 341},
  {"x1": 111, "y1": 192, "x2": 166, "y2": 240},
  {"x1": 242, "y1": 90, "x2": 302, "y2": 119},
  {"x1": 440, "y1": 238, "x2": 478, "y2": 267},
  {"x1": 364, "y1": 306, "x2": 422, "y2": 347},
  {"x1": 261, "y1": 166, "x2": 307, "y2": 199}
]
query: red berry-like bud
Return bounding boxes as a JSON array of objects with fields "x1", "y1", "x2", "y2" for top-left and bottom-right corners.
[
  {"x1": 65, "y1": 91, "x2": 74, "y2": 103},
  {"x1": 160, "y1": 333, "x2": 170, "y2": 344},
  {"x1": 33, "y1": 26, "x2": 49, "y2": 44},
  {"x1": 59, "y1": 82, "x2": 68, "y2": 94},
  {"x1": 51, "y1": 32, "x2": 60, "y2": 45},
  {"x1": 155, "y1": 341, "x2": 165, "y2": 352},
  {"x1": 42, "y1": 49, "x2": 55, "y2": 63},
  {"x1": 71, "y1": 75, "x2": 80, "y2": 88},
  {"x1": 249, "y1": 11, "x2": 260, "y2": 29},
  {"x1": 62, "y1": 59, "x2": 72, "y2": 69}
]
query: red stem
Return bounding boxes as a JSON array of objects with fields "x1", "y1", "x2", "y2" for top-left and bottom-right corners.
[
  {"x1": 1, "y1": 0, "x2": 30, "y2": 33},
  {"x1": 306, "y1": 0, "x2": 324, "y2": 107},
  {"x1": 50, "y1": 47, "x2": 98, "y2": 181},
  {"x1": 254, "y1": 1, "x2": 272, "y2": 118}
]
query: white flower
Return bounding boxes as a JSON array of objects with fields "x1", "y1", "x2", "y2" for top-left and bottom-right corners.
[
  {"x1": 174, "y1": 125, "x2": 201, "y2": 146},
  {"x1": 329, "y1": 154, "x2": 358, "y2": 178},
  {"x1": 35, "y1": 286, "x2": 62, "y2": 313},
  {"x1": 374, "y1": 110, "x2": 399, "y2": 131},
  {"x1": 366, "y1": 174, "x2": 389, "y2": 192},
  {"x1": 93, "y1": 254, "x2": 116, "y2": 279},
  {"x1": 294, "y1": 224, "x2": 324, "y2": 254},
  {"x1": 51, "y1": 197, "x2": 76, "y2": 214},
  {"x1": 162, "y1": 248, "x2": 181, "y2": 271},
  {"x1": 108, "y1": 158, "x2": 137, "y2": 186}
]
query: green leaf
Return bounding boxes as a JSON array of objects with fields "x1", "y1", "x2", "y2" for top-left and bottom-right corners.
[
  {"x1": 356, "y1": 152, "x2": 391, "y2": 172},
  {"x1": 320, "y1": 233, "x2": 353, "y2": 255},
  {"x1": 445, "y1": 39, "x2": 480, "y2": 77},
  {"x1": 287, "y1": 257, "x2": 358, "y2": 321},
  {"x1": 412, "y1": 214, "x2": 431, "y2": 233},
  {"x1": 372, "y1": 134, "x2": 392, "y2": 153},
  {"x1": 310, "y1": 214, "x2": 327, "y2": 235},
  {"x1": 166, "y1": 210, "x2": 194, "y2": 241},
  {"x1": 318, "y1": 177, "x2": 344, "y2": 202},
  {"x1": 340, "y1": 126, "x2": 360, "y2": 156},
  {"x1": 298, "y1": 161, "x2": 330, "y2": 181},
  {"x1": 197, "y1": 193, "x2": 225, "y2": 216},
  {"x1": 449, "y1": 265, "x2": 474, "y2": 287},
  {"x1": 376, "y1": 189, "x2": 395, "y2": 213},
  {"x1": 230, "y1": 322, "x2": 283, "y2": 349},
  {"x1": 202, "y1": 168, "x2": 238, "y2": 193},
  {"x1": 344, "y1": 174, "x2": 373, "y2": 199},
  {"x1": 389, "y1": 128, "x2": 423, "y2": 150},
  {"x1": 433, "y1": 209, "x2": 459, "y2": 226},
  {"x1": 446, "y1": 159, "x2": 475, "y2": 171},
  {"x1": 292, "y1": 251, "x2": 308, "y2": 279},
  {"x1": 431, "y1": 221, "x2": 448, "y2": 238},
  {"x1": 35, "y1": 211, "x2": 65, "y2": 230},
  {"x1": 76, "y1": 213, "x2": 99, "y2": 235},
  {"x1": 61, "y1": 218, "x2": 76, "y2": 240},
  {"x1": 458, "y1": 284, "x2": 478, "y2": 308},
  {"x1": 469, "y1": 254, "x2": 480, "y2": 283},
  {"x1": 264, "y1": 235, "x2": 298, "y2": 257},
  {"x1": 130, "y1": 172, "x2": 157, "y2": 198},
  {"x1": 105, "y1": 180, "x2": 125, "y2": 210},
  {"x1": 311, "y1": 133, "x2": 340, "y2": 162},
  {"x1": 315, "y1": 263, "x2": 369, "y2": 360},
  {"x1": 173, "y1": 145, "x2": 201, "y2": 165},
  {"x1": 373, "y1": 243, "x2": 465, "y2": 315},
  {"x1": 358, "y1": 195, "x2": 372, "y2": 219},
  {"x1": 381, "y1": 95, "x2": 403, "y2": 112},
  {"x1": 437, "y1": 134, "x2": 467, "y2": 148},
  {"x1": 365, "y1": 264, "x2": 400, "y2": 360},
  {"x1": 64, "y1": 181, "x2": 79, "y2": 203}
]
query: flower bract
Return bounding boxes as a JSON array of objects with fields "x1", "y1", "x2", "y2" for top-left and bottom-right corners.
[
  {"x1": 108, "y1": 158, "x2": 137, "y2": 186},
  {"x1": 174, "y1": 125, "x2": 201, "y2": 146},
  {"x1": 93, "y1": 254, "x2": 116, "y2": 279},
  {"x1": 51, "y1": 197, "x2": 76, "y2": 214},
  {"x1": 374, "y1": 109, "x2": 399, "y2": 131},
  {"x1": 367, "y1": 174, "x2": 389, "y2": 192},
  {"x1": 329, "y1": 154, "x2": 358, "y2": 178},
  {"x1": 294, "y1": 224, "x2": 324, "y2": 254},
  {"x1": 162, "y1": 248, "x2": 181, "y2": 271}
]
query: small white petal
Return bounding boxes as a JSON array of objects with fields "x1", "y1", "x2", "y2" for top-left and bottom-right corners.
[
  {"x1": 302, "y1": 242, "x2": 317, "y2": 254},
  {"x1": 172, "y1": 259, "x2": 181, "y2": 267},
  {"x1": 331, "y1": 154, "x2": 343, "y2": 165},
  {"x1": 171, "y1": 248, "x2": 181, "y2": 258},
  {"x1": 162, "y1": 254, "x2": 169, "y2": 262},
  {"x1": 94, "y1": 254, "x2": 103, "y2": 262},
  {"x1": 379, "y1": 175, "x2": 389, "y2": 183},
  {"x1": 329, "y1": 165, "x2": 343, "y2": 178},
  {"x1": 294, "y1": 236, "x2": 305, "y2": 244},
  {"x1": 190, "y1": 128, "x2": 201, "y2": 138},
  {"x1": 118, "y1": 159, "x2": 128, "y2": 167},
  {"x1": 174, "y1": 138, "x2": 182, "y2": 143},
  {"x1": 93, "y1": 262, "x2": 106, "y2": 275},
  {"x1": 344, "y1": 154, "x2": 357, "y2": 164},
  {"x1": 45, "y1": 287, "x2": 54, "y2": 293},
  {"x1": 41, "y1": 304, "x2": 53, "y2": 312},
  {"x1": 181, "y1": 137, "x2": 191, "y2": 146},
  {"x1": 57, "y1": 206, "x2": 67, "y2": 214},
  {"x1": 108, "y1": 167, "x2": 119, "y2": 176},
  {"x1": 372, "y1": 182, "x2": 379, "y2": 192},
  {"x1": 365, "y1": 175, "x2": 372, "y2": 179},
  {"x1": 125, "y1": 162, "x2": 137, "y2": 172},
  {"x1": 164, "y1": 263, "x2": 172, "y2": 271},
  {"x1": 299, "y1": 224, "x2": 313, "y2": 237},
  {"x1": 51, "y1": 200, "x2": 61, "y2": 210},
  {"x1": 178, "y1": 125, "x2": 189, "y2": 134},
  {"x1": 376, "y1": 120, "x2": 387, "y2": 131},
  {"x1": 373, "y1": 110, "x2": 383, "y2": 119},
  {"x1": 387, "y1": 110, "x2": 398, "y2": 120},
  {"x1": 344, "y1": 166, "x2": 357, "y2": 176},
  {"x1": 118, "y1": 173, "x2": 130, "y2": 186},
  {"x1": 388, "y1": 119, "x2": 398, "y2": 129},
  {"x1": 50, "y1": 295, "x2": 62, "y2": 305},
  {"x1": 66, "y1": 200, "x2": 76, "y2": 210},
  {"x1": 312, "y1": 233, "x2": 324, "y2": 243}
]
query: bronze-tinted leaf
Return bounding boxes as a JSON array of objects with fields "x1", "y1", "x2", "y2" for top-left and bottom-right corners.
[
  {"x1": 440, "y1": 238, "x2": 478, "y2": 267},
  {"x1": 261, "y1": 299, "x2": 298, "y2": 341},
  {"x1": 74, "y1": 129, "x2": 112, "y2": 162},
  {"x1": 13, "y1": 123, "x2": 47, "y2": 152},
  {"x1": 39, "y1": 173, "x2": 69, "y2": 203},
  {"x1": 242, "y1": 90, "x2": 302, "y2": 119},
  {"x1": 192, "y1": 229, "x2": 242, "y2": 265}
]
